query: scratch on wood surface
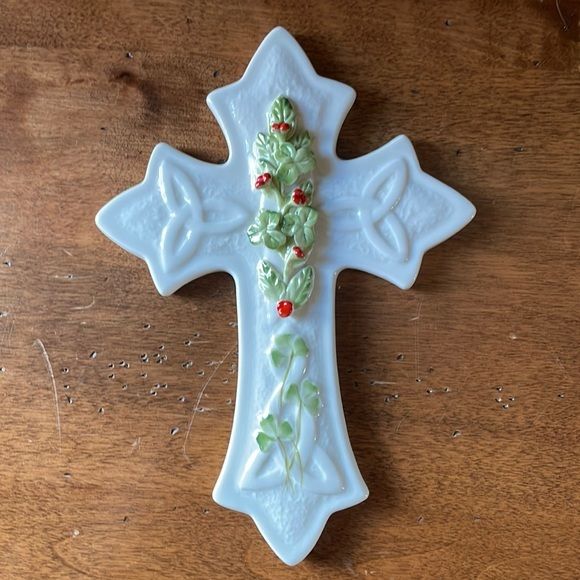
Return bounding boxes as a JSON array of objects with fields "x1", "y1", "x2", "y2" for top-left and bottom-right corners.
[
  {"x1": 72, "y1": 296, "x2": 95, "y2": 310},
  {"x1": 33, "y1": 338, "x2": 62, "y2": 451},
  {"x1": 183, "y1": 343, "x2": 236, "y2": 461},
  {"x1": 413, "y1": 298, "x2": 423, "y2": 382},
  {"x1": 555, "y1": 0, "x2": 569, "y2": 31},
  {"x1": 395, "y1": 414, "x2": 407, "y2": 433},
  {"x1": 131, "y1": 437, "x2": 141, "y2": 454},
  {"x1": 0, "y1": 319, "x2": 15, "y2": 351}
]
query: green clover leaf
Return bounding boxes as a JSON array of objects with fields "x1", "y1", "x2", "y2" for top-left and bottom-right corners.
[
  {"x1": 282, "y1": 207, "x2": 318, "y2": 249},
  {"x1": 284, "y1": 383, "x2": 300, "y2": 403},
  {"x1": 256, "y1": 414, "x2": 294, "y2": 452},
  {"x1": 247, "y1": 210, "x2": 287, "y2": 250},
  {"x1": 278, "y1": 421, "x2": 293, "y2": 440},
  {"x1": 301, "y1": 380, "x2": 320, "y2": 416},
  {"x1": 269, "y1": 333, "x2": 310, "y2": 369},
  {"x1": 256, "y1": 431, "x2": 274, "y2": 452},
  {"x1": 260, "y1": 414, "x2": 277, "y2": 437}
]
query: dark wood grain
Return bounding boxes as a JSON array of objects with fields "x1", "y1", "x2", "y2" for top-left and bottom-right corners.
[{"x1": 0, "y1": 1, "x2": 578, "y2": 578}]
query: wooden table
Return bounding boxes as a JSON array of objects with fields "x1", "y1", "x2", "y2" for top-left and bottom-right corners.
[{"x1": 1, "y1": 1, "x2": 578, "y2": 578}]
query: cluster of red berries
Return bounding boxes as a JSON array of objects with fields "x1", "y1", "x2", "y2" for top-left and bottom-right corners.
[
  {"x1": 255, "y1": 172, "x2": 272, "y2": 189},
  {"x1": 271, "y1": 122, "x2": 291, "y2": 133}
]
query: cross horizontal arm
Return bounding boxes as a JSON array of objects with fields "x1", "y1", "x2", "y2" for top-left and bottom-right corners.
[
  {"x1": 319, "y1": 135, "x2": 475, "y2": 289},
  {"x1": 96, "y1": 144, "x2": 254, "y2": 295}
]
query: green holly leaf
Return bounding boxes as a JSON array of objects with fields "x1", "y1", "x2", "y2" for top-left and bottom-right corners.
[
  {"x1": 257, "y1": 260, "x2": 286, "y2": 300},
  {"x1": 276, "y1": 160, "x2": 300, "y2": 185},
  {"x1": 302, "y1": 179, "x2": 314, "y2": 197},
  {"x1": 286, "y1": 266, "x2": 315, "y2": 308},
  {"x1": 284, "y1": 383, "x2": 300, "y2": 403},
  {"x1": 293, "y1": 131, "x2": 311, "y2": 149},
  {"x1": 301, "y1": 380, "x2": 320, "y2": 416},
  {"x1": 254, "y1": 132, "x2": 270, "y2": 159},
  {"x1": 247, "y1": 210, "x2": 286, "y2": 250},
  {"x1": 259, "y1": 414, "x2": 277, "y2": 437},
  {"x1": 272, "y1": 141, "x2": 296, "y2": 165},
  {"x1": 278, "y1": 421, "x2": 293, "y2": 440},
  {"x1": 256, "y1": 431, "x2": 274, "y2": 452},
  {"x1": 282, "y1": 207, "x2": 318, "y2": 249},
  {"x1": 269, "y1": 96, "x2": 296, "y2": 127}
]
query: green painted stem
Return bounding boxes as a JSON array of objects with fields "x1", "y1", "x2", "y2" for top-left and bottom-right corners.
[{"x1": 279, "y1": 352, "x2": 294, "y2": 408}]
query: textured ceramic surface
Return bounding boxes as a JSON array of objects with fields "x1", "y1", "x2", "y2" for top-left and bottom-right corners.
[{"x1": 96, "y1": 27, "x2": 475, "y2": 565}]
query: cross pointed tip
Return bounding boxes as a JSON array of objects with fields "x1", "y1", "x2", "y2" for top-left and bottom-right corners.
[{"x1": 213, "y1": 476, "x2": 369, "y2": 565}]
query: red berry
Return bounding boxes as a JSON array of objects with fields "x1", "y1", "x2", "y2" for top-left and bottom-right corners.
[
  {"x1": 276, "y1": 300, "x2": 293, "y2": 318},
  {"x1": 255, "y1": 172, "x2": 272, "y2": 189},
  {"x1": 292, "y1": 188, "x2": 308, "y2": 205},
  {"x1": 292, "y1": 246, "x2": 305, "y2": 259},
  {"x1": 271, "y1": 122, "x2": 280, "y2": 131},
  {"x1": 279, "y1": 122, "x2": 291, "y2": 132}
]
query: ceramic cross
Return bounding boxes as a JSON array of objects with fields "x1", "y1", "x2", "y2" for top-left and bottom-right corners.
[{"x1": 96, "y1": 27, "x2": 475, "y2": 565}]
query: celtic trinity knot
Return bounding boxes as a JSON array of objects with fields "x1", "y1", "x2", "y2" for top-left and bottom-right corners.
[{"x1": 96, "y1": 27, "x2": 475, "y2": 565}]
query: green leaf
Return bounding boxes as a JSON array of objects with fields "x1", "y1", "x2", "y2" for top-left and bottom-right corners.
[
  {"x1": 257, "y1": 260, "x2": 285, "y2": 299},
  {"x1": 278, "y1": 421, "x2": 293, "y2": 440},
  {"x1": 274, "y1": 334, "x2": 293, "y2": 349},
  {"x1": 247, "y1": 210, "x2": 286, "y2": 249},
  {"x1": 294, "y1": 147, "x2": 315, "y2": 173},
  {"x1": 302, "y1": 380, "x2": 318, "y2": 397},
  {"x1": 256, "y1": 431, "x2": 274, "y2": 452},
  {"x1": 264, "y1": 229, "x2": 286, "y2": 250},
  {"x1": 269, "y1": 96, "x2": 296, "y2": 127},
  {"x1": 270, "y1": 348, "x2": 286, "y2": 368},
  {"x1": 257, "y1": 260, "x2": 286, "y2": 300},
  {"x1": 301, "y1": 380, "x2": 320, "y2": 416},
  {"x1": 302, "y1": 179, "x2": 314, "y2": 197},
  {"x1": 277, "y1": 160, "x2": 301, "y2": 185},
  {"x1": 259, "y1": 414, "x2": 277, "y2": 437},
  {"x1": 293, "y1": 131, "x2": 311, "y2": 149},
  {"x1": 269, "y1": 334, "x2": 297, "y2": 370},
  {"x1": 272, "y1": 141, "x2": 296, "y2": 164},
  {"x1": 286, "y1": 266, "x2": 315, "y2": 308},
  {"x1": 284, "y1": 383, "x2": 300, "y2": 402},
  {"x1": 254, "y1": 132, "x2": 270, "y2": 159},
  {"x1": 282, "y1": 207, "x2": 318, "y2": 249},
  {"x1": 292, "y1": 336, "x2": 309, "y2": 357},
  {"x1": 304, "y1": 395, "x2": 320, "y2": 416}
]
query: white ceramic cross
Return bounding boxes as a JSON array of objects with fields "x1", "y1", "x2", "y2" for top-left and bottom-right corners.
[{"x1": 96, "y1": 27, "x2": 475, "y2": 565}]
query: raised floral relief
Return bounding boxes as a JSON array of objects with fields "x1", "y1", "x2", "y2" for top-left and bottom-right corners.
[{"x1": 247, "y1": 96, "x2": 317, "y2": 318}]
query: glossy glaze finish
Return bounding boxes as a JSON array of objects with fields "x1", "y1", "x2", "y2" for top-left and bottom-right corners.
[{"x1": 96, "y1": 27, "x2": 475, "y2": 565}]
